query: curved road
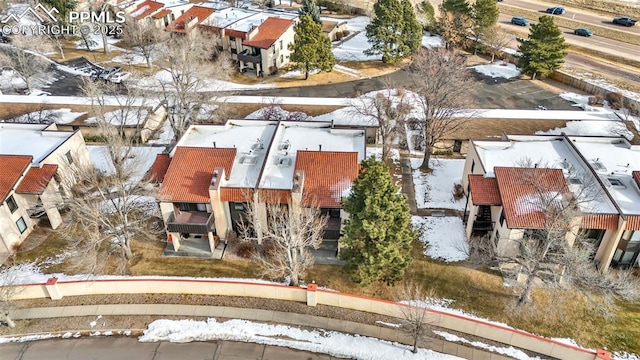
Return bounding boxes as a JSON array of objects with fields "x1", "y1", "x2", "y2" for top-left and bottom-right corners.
[
  {"x1": 501, "y1": 0, "x2": 640, "y2": 35},
  {"x1": 0, "y1": 338, "x2": 339, "y2": 360}
]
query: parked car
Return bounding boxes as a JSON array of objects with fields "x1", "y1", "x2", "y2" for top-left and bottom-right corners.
[
  {"x1": 612, "y1": 16, "x2": 637, "y2": 26},
  {"x1": 511, "y1": 16, "x2": 529, "y2": 26},
  {"x1": 546, "y1": 6, "x2": 565, "y2": 14},
  {"x1": 109, "y1": 71, "x2": 131, "y2": 84},
  {"x1": 574, "y1": 28, "x2": 593, "y2": 37},
  {"x1": 98, "y1": 66, "x2": 121, "y2": 80}
]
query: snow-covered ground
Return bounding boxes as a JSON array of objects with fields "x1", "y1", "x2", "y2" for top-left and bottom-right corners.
[
  {"x1": 138, "y1": 318, "x2": 463, "y2": 360},
  {"x1": 410, "y1": 158, "x2": 465, "y2": 210},
  {"x1": 331, "y1": 17, "x2": 379, "y2": 62},
  {"x1": 412, "y1": 216, "x2": 468, "y2": 262},
  {"x1": 85, "y1": 109, "x2": 149, "y2": 126},
  {"x1": 472, "y1": 61, "x2": 521, "y2": 79},
  {"x1": 110, "y1": 46, "x2": 161, "y2": 66},
  {"x1": 74, "y1": 33, "x2": 123, "y2": 52},
  {"x1": 3, "y1": 108, "x2": 86, "y2": 124},
  {"x1": 87, "y1": 145, "x2": 164, "y2": 185},
  {"x1": 434, "y1": 331, "x2": 533, "y2": 360},
  {"x1": 137, "y1": 70, "x2": 276, "y2": 92},
  {"x1": 421, "y1": 32, "x2": 444, "y2": 48},
  {"x1": 366, "y1": 146, "x2": 400, "y2": 163}
]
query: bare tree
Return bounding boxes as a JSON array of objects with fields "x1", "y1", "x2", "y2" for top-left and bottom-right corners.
[
  {"x1": 153, "y1": 30, "x2": 234, "y2": 144},
  {"x1": 468, "y1": 161, "x2": 640, "y2": 309},
  {"x1": 57, "y1": 83, "x2": 160, "y2": 274},
  {"x1": 350, "y1": 89, "x2": 412, "y2": 162},
  {"x1": 395, "y1": 282, "x2": 435, "y2": 353},
  {"x1": 409, "y1": 47, "x2": 475, "y2": 170},
  {"x1": 251, "y1": 98, "x2": 309, "y2": 121},
  {"x1": 121, "y1": 19, "x2": 168, "y2": 68},
  {"x1": 0, "y1": 264, "x2": 29, "y2": 328},
  {"x1": 482, "y1": 25, "x2": 511, "y2": 63},
  {"x1": 239, "y1": 194, "x2": 327, "y2": 286},
  {"x1": 0, "y1": 35, "x2": 53, "y2": 93}
]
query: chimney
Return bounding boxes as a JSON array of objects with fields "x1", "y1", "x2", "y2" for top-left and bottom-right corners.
[
  {"x1": 318, "y1": 144, "x2": 322, "y2": 151},
  {"x1": 213, "y1": 141, "x2": 216, "y2": 148}
]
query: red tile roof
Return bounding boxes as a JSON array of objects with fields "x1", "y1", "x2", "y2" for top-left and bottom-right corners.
[
  {"x1": 152, "y1": 9, "x2": 171, "y2": 19},
  {"x1": 259, "y1": 189, "x2": 292, "y2": 204},
  {"x1": 580, "y1": 213, "x2": 619, "y2": 230},
  {"x1": 294, "y1": 151, "x2": 359, "y2": 208},
  {"x1": 160, "y1": 147, "x2": 236, "y2": 202},
  {"x1": 468, "y1": 175, "x2": 501, "y2": 205},
  {"x1": 147, "y1": 154, "x2": 171, "y2": 183},
  {"x1": 220, "y1": 187, "x2": 254, "y2": 202},
  {"x1": 130, "y1": 0, "x2": 163, "y2": 20},
  {"x1": 243, "y1": 17, "x2": 294, "y2": 49},
  {"x1": 15, "y1": 165, "x2": 58, "y2": 194},
  {"x1": 494, "y1": 167, "x2": 569, "y2": 229},
  {"x1": 0, "y1": 155, "x2": 32, "y2": 202},
  {"x1": 165, "y1": 6, "x2": 215, "y2": 33},
  {"x1": 633, "y1": 171, "x2": 640, "y2": 189}
]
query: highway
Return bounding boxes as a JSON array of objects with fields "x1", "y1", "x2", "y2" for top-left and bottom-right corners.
[{"x1": 500, "y1": 0, "x2": 640, "y2": 35}]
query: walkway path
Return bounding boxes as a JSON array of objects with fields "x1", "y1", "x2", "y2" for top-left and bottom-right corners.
[{"x1": 8, "y1": 304, "x2": 511, "y2": 360}]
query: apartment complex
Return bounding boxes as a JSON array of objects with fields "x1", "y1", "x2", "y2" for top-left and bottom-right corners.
[
  {"x1": 462, "y1": 134, "x2": 640, "y2": 270},
  {"x1": 149, "y1": 120, "x2": 365, "y2": 256},
  {"x1": 0, "y1": 124, "x2": 91, "y2": 258}
]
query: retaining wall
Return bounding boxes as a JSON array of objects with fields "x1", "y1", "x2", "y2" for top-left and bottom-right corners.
[{"x1": 5, "y1": 278, "x2": 606, "y2": 360}]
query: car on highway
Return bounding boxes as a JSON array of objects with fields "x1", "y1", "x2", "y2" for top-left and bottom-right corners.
[
  {"x1": 546, "y1": 6, "x2": 565, "y2": 15},
  {"x1": 574, "y1": 28, "x2": 593, "y2": 37},
  {"x1": 511, "y1": 16, "x2": 529, "y2": 26},
  {"x1": 97, "y1": 66, "x2": 121, "y2": 81},
  {"x1": 612, "y1": 16, "x2": 637, "y2": 26}
]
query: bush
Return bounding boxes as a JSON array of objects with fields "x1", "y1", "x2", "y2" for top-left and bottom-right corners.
[
  {"x1": 433, "y1": 149, "x2": 454, "y2": 156},
  {"x1": 452, "y1": 183, "x2": 465, "y2": 200},
  {"x1": 605, "y1": 92, "x2": 623, "y2": 109},
  {"x1": 236, "y1": 241, "x2": 256, "y2": 259},
  {"x1": 588, "y1": 95, "x2": 604, "y2": 106},
  {"x1": 342, "y1": 29, "x2": 350, "y2": 36},
  {"x1": 335, "y1": 31, "x2": 344, "y2": 41}
]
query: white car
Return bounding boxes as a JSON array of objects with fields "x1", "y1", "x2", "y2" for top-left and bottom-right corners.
[{"x1": 109, "y1": 72, "x2": 131, "y2": 84}]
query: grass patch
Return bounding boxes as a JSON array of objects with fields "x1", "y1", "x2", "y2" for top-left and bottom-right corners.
[{"x1": 498, "y1": 4, "x2": 640, "y2": 46}]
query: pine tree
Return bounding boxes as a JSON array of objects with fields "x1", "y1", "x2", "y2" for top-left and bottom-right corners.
[
  {"x1": 517, "y1": 15, "x2": 568, "y2": 80},
  {"x1": 340, "y1": 157, "x2": 415, "y2": 286},
  {"x1": 417, "y1": 0, "x2": 436, "y2": 32},
  {"x1": 440, "y1": 0, "x2": 471, "y2": 16},
  {"x1": 289, "y1": 14, "x2": 335, "y2": 80},
  {"x1": 299, "y1": 0, "x2": 321, "y2": 24},
  {"x1": 365, "y1": 0, "x2": 422, "y2": 63},
  {"x1": 401, "y1": 0, "x2": 422, "y2": 53},
  {"x1": 472, "y1": 0, "x2": 499, "y2": 51}
]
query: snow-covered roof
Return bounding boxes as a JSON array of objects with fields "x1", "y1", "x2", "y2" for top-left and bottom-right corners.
[
  {"x1": 174, "y1": 120, "x2": 278, "y2": 188},
  {"x1": 567, "y1": 136, "x2": 640, "y2": 215},
  {"x1": 204, "y1": 7, "x2": 257, "y2": 28},
  {"x1": 0, "y1": 123, "x2": 75, "y2": 164},
  {"x1": 259, "y1": 121, "x2": 365, "y2": 189},
  {"x1": 473, "y1": 135, "x2": 618, "y2": 215},
  {"x1": 226, "y1": 11, "x2": 297, "y2": 33}
]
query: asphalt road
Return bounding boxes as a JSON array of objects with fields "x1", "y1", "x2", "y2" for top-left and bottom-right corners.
[
  {"x1": 498, "y1": 14, "x2": 640, "y2": 63},
  {"x1": 0, "y1": 338, "x2": 338, "y2": 360},
  {"x1": 501, "y1": 0, "x2": 640, "y2": 35}
]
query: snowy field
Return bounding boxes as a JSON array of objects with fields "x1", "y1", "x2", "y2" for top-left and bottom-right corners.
[
  {"x1": 471, "y1": 61, "x2": 521, "y2": 79},
  {"x1": 412, "y1": 216, "x2": 468, "y2": 263},
  {"x1": 410, "y1": 158, "x2": 465, "y2": 210}
]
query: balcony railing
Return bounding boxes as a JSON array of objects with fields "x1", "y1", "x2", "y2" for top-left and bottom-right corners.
[
  {"x1": 238, "y1": 49, "x2": 261, "y2": 64},
  {"x1": 167, "y1": 211, "x2": 214, "y2": 234},
  {"x1": 472, "y1": 220, "x2": 493, "y2": 232}
]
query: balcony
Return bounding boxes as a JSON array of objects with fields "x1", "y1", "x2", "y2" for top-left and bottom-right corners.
[
  {"x1": 472, "y1": 220, "x2": 493, "y2": 232},
  {"x1": 166, "y1": 211, "x2": 214, "y2": 234},
  {"x1": 238, "y1": 49, "x2": 261, "y2": 64}
]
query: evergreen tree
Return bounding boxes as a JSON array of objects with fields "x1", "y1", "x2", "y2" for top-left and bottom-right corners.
[
  {"x1": 517, "y1": 15, "x2": 568, "y2": 79},
  {"x1": 340, "y1": 157, "x2": 415, "y2": 286},
  {"x1": 289, "y1": 14, "x2": 335, "y2": 80},
  {"x1": 401, "y1": 0, "x2": 422, "y2": 52},
  {"x1": 440, "y1": 0, "x2": 471, "y2": 16},
  {"x1": 365, "y1": 0, "x2": 422, "y2": 63},
  {"x1": 417, "y1": 0, "x2": 436, "y2": 32},
  {"x1": 472, "y1": 0, "x2": 499, "y2": 52},
  {"x1": 299, "y1": 0, "x2": 321, "y2": 24},
  {"x1": 40, "y1": 0, "x2": 77, "y2": 23}
]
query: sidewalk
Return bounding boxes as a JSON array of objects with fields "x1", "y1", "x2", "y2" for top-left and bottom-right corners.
[{"x1": 11, "y1": 304, "x2": 511, "y2": 360}]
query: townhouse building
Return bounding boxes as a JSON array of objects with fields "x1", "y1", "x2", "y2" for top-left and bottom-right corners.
[
  {"x1": 462, "y1": 133, "x2": 640, "y2": 271},
  {"x1": 0, "y1": 124, "x2": 91, "y2": 258},
  {"x1": 148, "y1": 119, "x2": 365, "y2": 257}
]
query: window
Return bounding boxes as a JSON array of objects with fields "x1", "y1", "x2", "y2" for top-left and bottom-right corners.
[
  {"x1": 499, "y1": 210, "x2": 505, "y2": 227},
  {"x1": 65, "y1": 150, "x2": 74, "y2": 164},
  {"x1": 16, "y1": 217, "x2": 27, "y2": 234},
  {"x1": 6, "y1": 195, "x2": 18, "y2": 213},
  {"x1": 280, "y1": 54, "x2": 283, "y2": 63},
  {"x1": 470, "y1": 160, "x2": 475, "y2": 173},
  {"x1": 279, "y1": 40, "x2": 283, "y2": 50}
]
